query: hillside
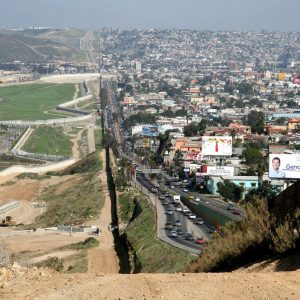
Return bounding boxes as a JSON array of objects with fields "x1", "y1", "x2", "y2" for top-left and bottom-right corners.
[
  {"x1": 0, "y1": 264, "x2": 299, "y2": 300},
  {"x1": 0, "y1": 29, "x2": 87, "y2": 62}
]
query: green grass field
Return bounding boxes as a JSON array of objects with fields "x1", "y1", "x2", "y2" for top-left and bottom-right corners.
[
  {"x1": 22, "y1": 126, "x2": 72, "y2": 157},
  {"x1": 0, "y1": 83, "x2": 75, "y2": 120}
]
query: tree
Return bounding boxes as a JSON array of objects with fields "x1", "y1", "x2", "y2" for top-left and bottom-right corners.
[
  {"x1": 245, "y1": 181, "x2": 281, "y2": 202},
  {"x1": 161, "y1": 109, "x2": 174, "y2": 117},
  {"x1": 243, "y1": 110, "x2": 265, "y2": 134},
  {"x1": 243, "y1": 147, "x2": 265, "y2": 166},
  {"x1": 175, "y1": 109, "x2": 188, "y2": 117},
  {"x1": 217, "y1": 180, "x2": 244, "y2": 202},
  {"x1": 183, "y1": 122, "x2": 199, "y2": 137},
  {"x1": 198, "y1": 119, "x2": 208, "y2": 135}
]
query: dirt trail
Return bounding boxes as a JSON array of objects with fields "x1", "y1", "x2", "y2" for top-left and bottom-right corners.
[
  {"x1": 86, "y1": 150, "x2": 119, "y2": 274},
  {"x1": 29, "y1": 250, "x2": 78, "y2": 264},
  {"x1": 71, "y1": 129, "x2": 83, "y2": 159},
  {"x1": 87, "y1": 127, "x2": 95, "y2": 153}
]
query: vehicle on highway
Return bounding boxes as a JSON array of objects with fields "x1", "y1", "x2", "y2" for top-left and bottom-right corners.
[
  {"x1": 185, "y1": 210, "x2": 192, "y2": 216},
  {"x1": 170, "y1": 185, "x2": 175, "y2": 189},
  {"x1": 174, "y1": 195, "x2": 181, "y2": 204},
  {"x1": 189, "y1": 214, "x2": 196, "y2": 219},
  {"x1": 174, "y1": 220, "x2": 181, "y2": 226},
  {"x1": 166, "y1": 208, "x2": 173, "y2": 215},
  {"x1": 175, "y1": 206, "x2": 183, "y2": 212},
  {"x1": 196, "y1": 218, "x2": 204, "y2": 225},
  {"x1": 169, "y1": 230, "x2": 178, "y2": 238},
  {"x1": 182, "y1": 207, "x2": 189, "y2": 213},
  {"x1": 195, "y1": 197, "x2": 200, "y2": 202},
  {"x1": 188, "y1": 194, "x2": 195, "y2": 200},
  {"x1": 227, "y1": 203, "x2": 235, "y2": 210},
  {"x1": 159, "y1": 195, "x2": 165, "y2": 200},
  {"x1": 209, "y1": 226, "x2": 217, "y2": 233},
  {"x1": 205, "y1": 201, "x2": 210, "y2": 204},
  {"x1": 150, "y1": 187, "x2": 158, "y2": 193},
  {"x1": 185, "y1": 232, "x2": 193, "y2": 241},
  {"x1": 195, "y1": 238, "x2": 206, "y2": 245},
  {"x1": 176, "y1": 228, "x2": 183, "y2": 235},
  {"x1": 232, "y1": 210, "x2": 241, "y2": 215},
  {"x1": 162, "y1": 200, "x2": 169, "y2": 205},
  {"x1": 165, "y1": 193, "x2": 171, "y2": 198},
  {"x1": 165, "y1": 222, "x2": 173, "y2": 230},
  {"x1": 182, "y1": 188, "x2": 188, "y2": 193}
]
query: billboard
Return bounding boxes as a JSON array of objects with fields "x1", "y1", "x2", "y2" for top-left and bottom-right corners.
[
  {"x1": 205, "y1": 166, "x2": 234, "y2": 176},
  {"x1": 269, "y1": 154, "x2": 300, "y2": 179},
  {"x1": 142, "y1": 125, "x2": 159, "y2": 137},
  {"x1": 202, "y1": 136, "x2": 232, "y2": 156}
]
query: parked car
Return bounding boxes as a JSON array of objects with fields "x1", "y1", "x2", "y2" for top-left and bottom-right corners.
[
  {"x1": 195, "y1": 238, "x2": 206, "y2": 245},
  {"x1": 209, "y1": 226, "x2": 217, "y2": 234},
  {"x1": 196, "y1": 218, "x2": 204, "y2": 225}
]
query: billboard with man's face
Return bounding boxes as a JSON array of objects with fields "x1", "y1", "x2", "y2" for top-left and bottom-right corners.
[
  {"x1": 142, "y1": 125, "x2": 159, "y2": 137},
  {"x1": 202, "y1": 136, "x2": 232, "y2": 156},
  {"x1": 269, "y1": 154, "x2": 300, "y2": 179}
]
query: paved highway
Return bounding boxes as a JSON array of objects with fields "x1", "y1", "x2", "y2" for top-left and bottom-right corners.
[{"x1": 102, "y1": 79, "x2": 245, "y2": 253}]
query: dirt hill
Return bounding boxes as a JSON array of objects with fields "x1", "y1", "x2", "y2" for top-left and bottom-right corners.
[{"x1": 0, "y1": 264, "x2": 299, "y2": 300}]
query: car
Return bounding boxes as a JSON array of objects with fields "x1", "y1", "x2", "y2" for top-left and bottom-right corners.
[
  {"x1": 165, "y1": 222, "x2": 173, "y2": 230},
  {"x1": 189, "y1": 214, "x2": 197, "y2": 219},
  {"x1": 205, "y1": 201, "x2": 210, "y2": 204},
  {"x1": 165, "y1": 193, "x2": 171, "y2": 198},
  {"x1": 182, "y1": 188, "x2": 188, "y2": 193},
  {"x1": 174, "y1": 220, "x2": 181, "y2": 226},
  {"x1": 209, "y1": 226, "x2": 217, "y2": 234},
  {"x1": 185, "y1": 232, "x2": 193, "y2": 241},
  {"x1": 170, "y1": 185, "x2": 175, "y2": 189},
  {"x1": 182, "y1": 207, "x2": 189, "y2": 213},
  {"x1": 227, "y1": 203, "x2": 235, "y2": 210},
  {"x1": 185, "y1": 210, "x2": 192, "y2": 216},
  {"x1": 175, "y1": 206, "x2": 183, "y2": 212},
  {"x1": 232, "y1": 210, "x2": 241, "y2": 215},
  {"x1": 188, "y1": 194, "x2": 195, "y2": 200},
  {"x1": 195, "y1": 197, "x2": 200, "y2": 202},
  {"x1": 166, "y1": 208, "x2": 173, "y2": 215},
  {"x1": 150, "y1": 188, "x2": 158, "y2": 193},
  {"x1": 195, "y1": 238, "x2": 206, "y2": 245},
  {"x1": 176, "y1": 228, "x2": 183, "y2": 235},
  {"x1": 169, "y1": 230, "x2": 178, "y2": 238},
  {"x1": 162, "y1": 200, "x2": 169, "y2": 205},
  {"x1": 196, "y1": 218, "x2": 204, "y2": 225},
  {"x1": 159, "y1": 195, "x2": 165, "y2": 200}
]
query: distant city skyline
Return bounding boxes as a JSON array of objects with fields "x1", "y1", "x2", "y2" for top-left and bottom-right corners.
[{"x1": 0, "y1": 0, "x2": 300, "y2": 31}]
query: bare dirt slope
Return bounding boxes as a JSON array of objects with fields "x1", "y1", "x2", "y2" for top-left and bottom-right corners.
[
  {"x1": 0, "y1": 265, "x2": 299, "y2": 300},
  {"x1": 86, "y1": 150, "x2": 119, "y2": 274}
]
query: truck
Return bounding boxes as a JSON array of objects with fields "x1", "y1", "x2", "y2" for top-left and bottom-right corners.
[{"x1": 173, "y1": 195, "x2": 181, "y2": 204}]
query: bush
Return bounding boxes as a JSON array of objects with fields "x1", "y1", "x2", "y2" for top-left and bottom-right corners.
[
  {"x1": 63, "y1": 237, "x2": 99, "y2": 250},
  {"x1": 36, "y1": 256, "x2": 63, "y2": 272},
  {"x1": 0, "y1": 241, "x2": 10, "y2": 267}
]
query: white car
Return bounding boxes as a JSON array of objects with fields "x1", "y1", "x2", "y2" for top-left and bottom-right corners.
[
  {"x1": 175, "y1": 206, "x2": 183, "y2": 212},
  {"x1": 189, "y1": 214, "x2": 197, "y2": 219},
  {"x1": 182, "y1": 189, "x2": 188, "y2": 193},
  {"x1": 196, "y1": 218, "x2": 204, "y2": 225},
  {"x1": 195, "y1": 197, "x2": 200, "y2": 202}
]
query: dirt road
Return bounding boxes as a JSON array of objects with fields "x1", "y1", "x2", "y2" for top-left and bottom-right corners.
[{"x1": 86, "y1": 150, "x2": 119, "y2": 274}]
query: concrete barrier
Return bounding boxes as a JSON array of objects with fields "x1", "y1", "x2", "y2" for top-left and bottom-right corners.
[{"x1": 0, "y1": 201, "x2": 19, "y2": 214}]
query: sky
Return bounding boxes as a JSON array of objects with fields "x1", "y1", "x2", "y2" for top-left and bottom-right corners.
[{"x1": 0, "y1": 0, "x2": 299, "y2": 31}]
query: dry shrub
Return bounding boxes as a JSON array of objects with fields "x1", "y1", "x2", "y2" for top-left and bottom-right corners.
[
  {"x1": 0, "y1": 241, "x2": 11, "y2": 267},
  {"x1": 270, "y1": 209, "x2": 300, "y2": 254},
  {"x1": 188, "y1": 197, "x2": 271, "y2": 272}
]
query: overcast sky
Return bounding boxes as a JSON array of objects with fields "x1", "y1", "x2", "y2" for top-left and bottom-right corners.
[{"x1": 0, "y1": 0, "x2": 299, "y2": 31}]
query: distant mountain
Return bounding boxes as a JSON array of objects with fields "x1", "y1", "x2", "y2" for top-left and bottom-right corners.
[{"x1": 0, "y1": 29, "x2": 88, "y2": 63}]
